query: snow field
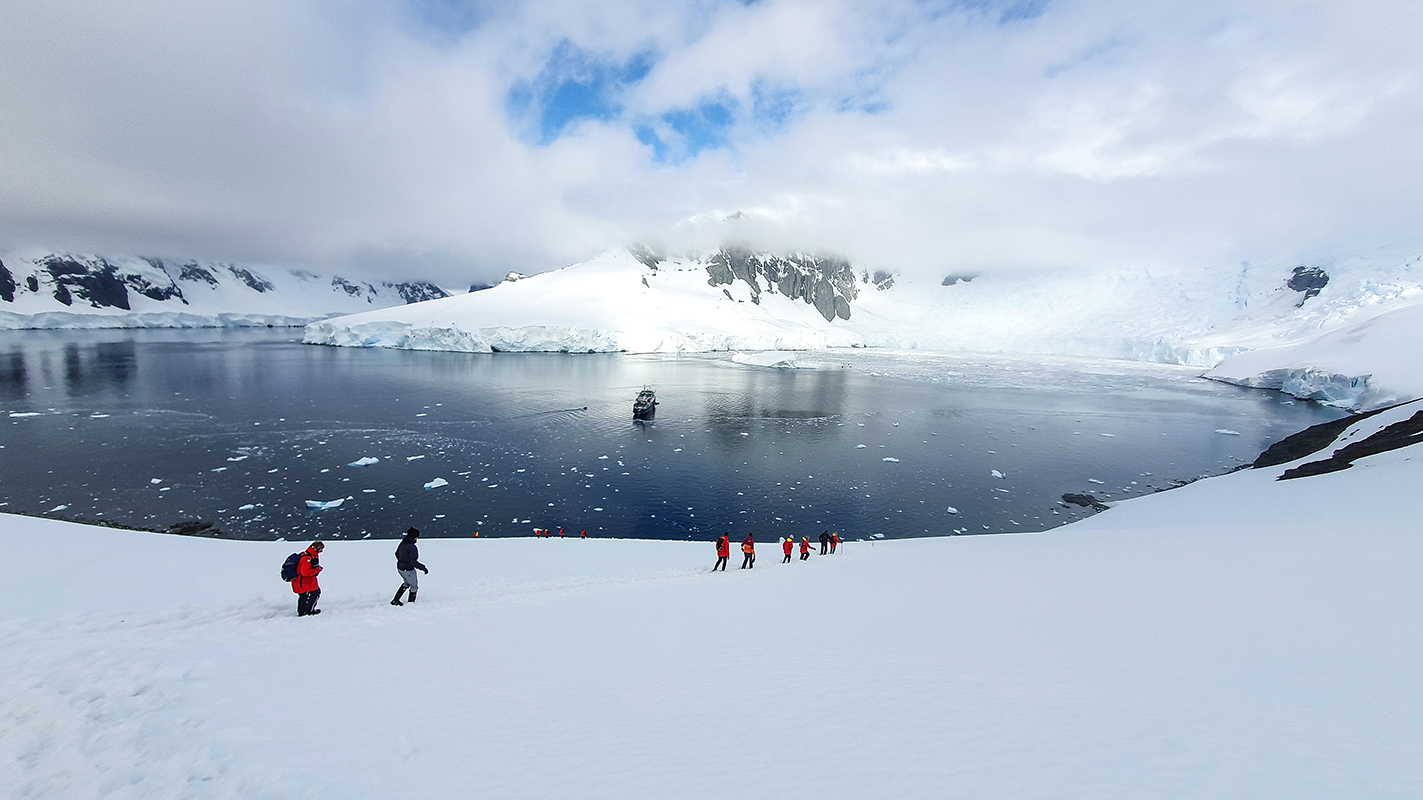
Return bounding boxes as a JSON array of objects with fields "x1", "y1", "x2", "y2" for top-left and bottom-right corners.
[{"x1": 3, "y1": 423, "x2": 1421, "y2": 800}]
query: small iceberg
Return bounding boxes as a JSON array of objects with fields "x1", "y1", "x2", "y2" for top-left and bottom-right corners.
[
  {"x1": 348, "y1": 457, "x2": 380, "y2": 466},
  {"x1": 731, "y1": 351, "x2": 814, "y2": 369},
  {"x1": 882, "y1": 457, "x2": 900, "y2": 463},
  {"x1": 305, "y1": 498, "x2": 347, "y2": 510},
  {"x1": 9, "y1": 412, "x2": 41, "y2": 418},
  {"x1": 856, "y1": 444, "x2": 867, "y2": 449},
  {"x1": 1215, "y1": 429, "x2": 1242, "y2": 436},
  {"x1": 424, "y1": 478, "x2": 449, "y2": 490},
  {"x1": 991, "y1": 470, "x2": 1005, "y2": 479},
  {"x1": 406, "y1": 455, "x2": 425, "y2": 461},
  {"x1": 946, "y1": 506, "x2": 958, "y2": 514}
]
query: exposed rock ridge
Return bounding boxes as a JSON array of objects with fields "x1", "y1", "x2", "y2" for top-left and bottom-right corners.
[{"x1": 702, "y1": 248, "x2": 858, "y2": 322}]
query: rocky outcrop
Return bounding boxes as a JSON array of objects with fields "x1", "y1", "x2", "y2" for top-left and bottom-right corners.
[
  {"x1": 0, "y1": 259, "x2": 14, "y2": 303},
  {"x1": 704, "y1": 248, "x2": 858, "y2": 322},
  {"x1": 387, "y1": 282, "x2": 447, "y2": 304},
  {"x1": 1287, "y1": 265, "x2": 1329, "y2": 303}
]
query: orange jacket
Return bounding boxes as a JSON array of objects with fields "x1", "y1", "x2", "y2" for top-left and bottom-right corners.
[
  {"x1": 741, "y1": 536, "x2": 755, "y2": 554},
  {"x1": 292, "y1": 547, "x2": 322, "y2": 594}
]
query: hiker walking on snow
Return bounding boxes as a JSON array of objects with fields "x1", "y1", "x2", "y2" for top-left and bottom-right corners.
[
  {"x1": 782, "y1": 536, "x2": 794, "y2": 563},
  {"x1": 799, "y1": 536, "x2": 812, "y2": 561},
  {"x1": 740, "y1": 534, "x2": 756, "y2": 569},
  {"x1": 391, "y1": 527, "x2": 429, "y2": 606},
  {"x1": 293, "y1": 541, "x2": 324, "y2": 616},
  {"x1": 819, "y1": 530, "x2": 830, "y2": 555},
  {"x1": 830, "y1": 532, "x2": 839, "y2": 554},
  {"x1": 713, "y1": 534, "x2": 729, "y2": 571}
]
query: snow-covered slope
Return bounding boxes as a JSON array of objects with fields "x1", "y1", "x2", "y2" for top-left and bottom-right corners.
[
  {"x1": 3, "y1": 407, "x2": 1419, "y2": 799},
  {"x1": 304, "y1": 245, "x2": 1423, "y2": 407},
  {"x1": 0, "y1": 251, "x2": 450, "y2": 329}
]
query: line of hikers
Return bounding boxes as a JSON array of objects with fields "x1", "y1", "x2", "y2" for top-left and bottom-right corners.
[
  {"x1": 284, "y1": 527, "x2": 429, "y2": 616},
  {"x1": 712, "y1": 530, "x2": 840, "y2": 570}
]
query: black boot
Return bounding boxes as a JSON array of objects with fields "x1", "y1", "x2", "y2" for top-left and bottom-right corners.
[
  {"x1": 408, "y1": 590, "x2": 417, "y2": 603},
  {"x1": 391, "y1": 585, "x2": 407, "y2": 606}
]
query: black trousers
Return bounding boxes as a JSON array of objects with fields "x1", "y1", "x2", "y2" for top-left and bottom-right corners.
[
  {"x1": 297, "y1": 589, "x2": 321, "y2": 616},
  {"x1": 800, "y1": 551, "x2": 810, "y2": 560},
  {"x1": 740, "y1": 553, "x2": 754, "y2": 569},
  {"x1": 783, "y1": 552, "x2": 791, "y2": 562},
  {"x1": 820, "y1": 541, "x2": 828, "y2": 555},
  {"x1": 714, "y1": 556, "x2": 728, "y2": 571},
  {"x1": 830, "y1": 543, "x2": 837, "y2": 553}
]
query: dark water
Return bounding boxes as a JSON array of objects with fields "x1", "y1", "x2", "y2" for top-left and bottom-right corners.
[{"x1": 0, "y1": 329, "x2": 1342, "y2": 541}]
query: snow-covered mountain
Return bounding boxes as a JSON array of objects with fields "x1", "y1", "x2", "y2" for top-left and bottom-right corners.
[
  {"x1": 0, "y1": 251, "x2": 450, "y2": 329},
  {"x1": 304, "y1": 243, "x2": 1423, "y2": 407}
]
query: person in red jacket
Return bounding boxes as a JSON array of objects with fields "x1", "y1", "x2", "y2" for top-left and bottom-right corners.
[
  {"x1": 830, "y1": 532, "x2": 840, "y2": 554},
  {"x1": 740, "y1": 534, "x2": 755, "y2": 569},
  {"x1": 713, "y1": 534, "x2": 729, "y2": 571},
  {"x1": 293, "y1": 540, "x2": 324, "y2": 616},
  {"x1": 782, "y1": 536, "x2": 794, "y2": 563},
  {"x1": 799, "y1": 536, "x2": 812, "y2": 561}
]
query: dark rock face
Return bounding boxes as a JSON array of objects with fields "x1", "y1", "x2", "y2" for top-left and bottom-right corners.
[
  {"x1": 38, "y1": 256, "x2": 132, "y2": 310},
  {"x1": 1061, "y1": 493, "x2": 1109, "y2": 511},
  {"x1": 870, "y1": 270, "x2": 895, "y2": 291},
  {"x1": 226, "y1": 265, "x2": 274, "y2": 293},
  {"x1": 468, "y1": 283, "x2": 495, "y2": 293},
  {"x1": 176, "y1": 262, "x2": 219, "y2": 285},
  {"x1": 386, "y1": 282, "x2": 448, "y2": 304},
  {"x1": 0, "y1": 259, "x2": 15, "y2": 302},
  {"x1": 941, "y1": 274, "x2": 977, "y2": 286},
  {"x1": 332, "y1": 277, "x2": 365, "y2": 297},
  {"x1": 1252, "y1": 407, "x2": 1386, "y2": 469},
  {"x1": 25, "y1": 275, "x2": 39, "y2": 293},
  {"x1": 629, "y1": 244, "x2": 664, "y2": 270},
  {"x1": 1287, "y1": 265, "x2": 1329, "y2": 302},
  {"x1": 705, "y1": 248, "x2": 858, "y2": 322},
  {"x1": 1279, "y1": 406, "x2": 1423, "y2": 480}
]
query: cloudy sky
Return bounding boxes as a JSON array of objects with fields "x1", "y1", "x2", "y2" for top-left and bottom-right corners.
[{"x1": 1, "y1": 0, "x2": 1419, "y2": 284}]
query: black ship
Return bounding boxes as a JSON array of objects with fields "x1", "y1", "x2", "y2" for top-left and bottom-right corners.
[{"x1": 633, "y1": 388, "x2": 657, "y2": 420}]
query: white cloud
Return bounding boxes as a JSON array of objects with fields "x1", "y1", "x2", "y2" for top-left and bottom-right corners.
[{"x1": 0, "y1": 0, "x2": 1420, "y2": 285}]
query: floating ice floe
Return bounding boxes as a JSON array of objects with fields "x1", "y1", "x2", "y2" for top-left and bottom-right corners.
[
  {"x1": 883, "y1": 457, "x2": 900, "y2": 463},
  {"x1": 305, "y1": 498, "x2": 347, "y2": 510},
  {"x1": 856, "y1": 444, "x2": 867, "y2": 449},
  {"x1": 1215, "y1": 429, "x2": 1242, "y2": 435},
  {"x1": 872, "y1": 533, "x2": 885, "y2": 539},
  {"x1": 1088, "y1": 478, "x2": 1105, "y2": 484},
  {"x1": 89, "y1": 413, "x2": 110, "y2": 418},
  {"x1": 238, "y1": 504, "x2": 256, "y2": 510},
  {"x1": 731, "y1": 351, "x2": 814, "y2": 369},
  {"x1": 424, "y1": 478, "x2": 449, "y2": 490},
  {"x1": 227, "y1": 455, "x2": 248, "y2": 462},
  {"x1": 946, "y1": 507, "x2": 959, "y2": 514},
  {"x1": 991, "y1": 470, "x2": 1005, "y2": 479},
  {"x1": 47, "y1": 504, "x2": 68, "y2": 512},
  {"x1": 347, "y1": 458, "x2": 380, "y2": 467},
  {"x1": 598, "y1": 455, "x2": 609, "y2": 459},
  {"x1": 9, "y1": 412, "x2": 41, "y2": 418},
  {"x1": 211, "y1": 467, "x2": 227, "y2": 472},
  {"x1": 150, "y1": 478, "x2": 163, "y2": 484},
  {"x1": 406, "y1": 455, "x2": 425, "y2": 461}
]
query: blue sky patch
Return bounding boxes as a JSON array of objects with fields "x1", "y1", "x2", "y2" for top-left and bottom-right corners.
[{"x1": 508, "y1": 41, "x2": 657, "y2": 144}]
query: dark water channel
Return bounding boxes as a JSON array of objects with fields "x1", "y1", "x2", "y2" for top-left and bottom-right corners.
[{"x1": 0, "y1": 329, "x2": 1343, "y2": 541}]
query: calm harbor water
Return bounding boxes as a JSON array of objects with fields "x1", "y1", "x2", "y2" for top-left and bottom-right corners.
[{"x1": 0, "y1": 328, "x2": 1342, "y2": 541}]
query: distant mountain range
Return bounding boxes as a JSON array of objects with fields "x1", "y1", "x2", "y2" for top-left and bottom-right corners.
[{"x1": 0, "y1": 251, "x2": 450, "y2": 329}]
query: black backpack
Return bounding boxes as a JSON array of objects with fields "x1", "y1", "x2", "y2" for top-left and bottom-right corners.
[{"x1": 281, "y1": 552, "x2": 303, "y2": 582}]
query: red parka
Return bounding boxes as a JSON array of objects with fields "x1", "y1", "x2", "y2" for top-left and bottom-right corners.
[
  {"x1": 716, "y1": 536, "x2": 729, "y2": 557},
  {"x1": 782, "y1": 538, "x2": 794, "y2": 556},
  {"x1": 799, "y1": 538, "x2": 811, "y2": 554},
  {"x1": 291, "y1": 546, "x2": 322, "y2": 594}
]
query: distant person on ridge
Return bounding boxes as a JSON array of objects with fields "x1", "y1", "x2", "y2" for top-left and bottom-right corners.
[
  {"x1": 391, "y1": 527, "x2": 429, "y2": 606},
  {"x1": 819, "y1": 530, "x2": 831, "y2": 555},
  {"x1": 782, "y1": 536, "x2": 794, "y2": 563},
  {"x1": 830, "y1": 532, "x2": 839, "y2": 554},
  {"x1": 293, "y1": 540, "x2": 324, "y2": 616},
  {"x1": 740, "y1": 534, "x2": 756, "y2": 569},
  {"x1": 714, "y1": 534, "x2": 729, "y2": 571},
  {"x1": 800, "y1": 536, "x2": 812, "y2": 561}
]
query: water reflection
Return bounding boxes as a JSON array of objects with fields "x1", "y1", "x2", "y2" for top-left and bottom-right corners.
[
  {"x1": 62, "y1": 340, "x2": 137, "y2": 397},
  {"x1": 0, "y1": 350, "x2": 25, "y2": 399}
]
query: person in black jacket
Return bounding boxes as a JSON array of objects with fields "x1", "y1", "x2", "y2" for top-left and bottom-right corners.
[
  {"x1": 391, "y1": 527, "x2": 429, "y2": 606},
  {"x1": 819, "y1": 530, "x2": 831, "y2": 555}
]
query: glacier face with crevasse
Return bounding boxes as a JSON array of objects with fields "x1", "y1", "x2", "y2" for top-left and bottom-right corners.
[{"x1": 0, "y1": 251, "x2": 450, "y2": 329}]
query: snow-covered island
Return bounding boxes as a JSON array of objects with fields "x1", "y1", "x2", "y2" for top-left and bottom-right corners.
[
  {"x1": 3, "y1": 394, "x2": 1419, "y2": 798},
  {"x1": 304, "y1": 245, "x2": 1423, "y2": 411}
]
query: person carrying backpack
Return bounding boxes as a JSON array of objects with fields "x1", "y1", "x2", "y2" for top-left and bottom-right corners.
[
  {"x1": 292, "y1": 541, "x2": 324, "y2": 616},
  {"x1": 740, "y1": 534, "x2": 755, "y2": 569},
  {"x1": 819, "y1": 530, "x2": 830, "y2": 555},
  {"x1": 713, "y1": 534, "x2": 730, "y2": 571},
  {"x1": 391, "y1": 527, "x2": 429, "y2": 606},
  {"x1": 799, "y1": 536, "x2": 812, "y2": 561},
  {"x1": 782, "y1": 536, "x2": 794, "y2": 563}
]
